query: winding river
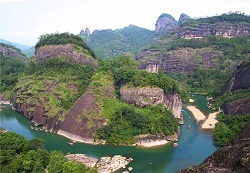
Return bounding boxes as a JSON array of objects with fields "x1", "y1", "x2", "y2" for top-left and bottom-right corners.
[{"x1": 0, "y1": 95, "x2": 217, "y2": 173}]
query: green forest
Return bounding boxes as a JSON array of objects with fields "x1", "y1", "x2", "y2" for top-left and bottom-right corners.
[
  {"x1": 0, "y1": 132, "x2": 97, "y2": 173},
  {"x1": 213, "y1": 113, "x2": 250, "y2": 146}
]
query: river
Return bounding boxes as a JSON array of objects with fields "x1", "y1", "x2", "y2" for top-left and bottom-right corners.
[{"x1": 0, "y1": 95, "x2": 217, "y2": 173}]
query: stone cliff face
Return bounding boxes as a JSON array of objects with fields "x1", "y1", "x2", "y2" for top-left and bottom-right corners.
[
  {"x1": 35, "y1": 44, "x2": 98, "y2": 68},
  {"x1": 168, "y1": 22, "x2": 250, "y2": 39},
  {"x1": 221, "y1": 98, "x2": 250, "y2": 116},
  {"x1": 155, "y1": 13, "x2": 177, "y2": 33},
  {"x1": 221, "y1": 62, "x2": 250, "y2": 115},
  {"x1": 0, "y1": 43, "x2": 27, "y2": 60},
  {"x1": 120, "y1": 86, "x2": 182, "y2": 118},
  {"x1": 222, "y1": 62, "x2": 250, "y2": 94},
  {"x1": 137, "y1": 48, "x2": 223, "y2": 74},
  {"x1": 178, "y1": 124, "x2": 250, "y2": 173}
]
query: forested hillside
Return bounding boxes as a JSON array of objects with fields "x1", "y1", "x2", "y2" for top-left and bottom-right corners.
[
  {"x1": 137, "y1": 12, "x2": 250, "y2": 96},
  {"x1": 79, "y1": 25, "x2": 156, "y2": 59}
]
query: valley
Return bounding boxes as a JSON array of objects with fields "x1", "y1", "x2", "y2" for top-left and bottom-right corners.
[{"x1": 1, "y1": 12, "x2": 250, "y2": 173}]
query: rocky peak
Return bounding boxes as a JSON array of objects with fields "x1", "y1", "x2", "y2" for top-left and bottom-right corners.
[
  {"x1": 155, "y1": 13, "x2": 177, "y2": 32},
  {"x1": 178, "y1": 13, "x2": 191, "y2": 25},
  {"x1": 80, "y1": 27, "x2": 91, "y2": 36},
  {"x1": 85, "y1": 27, "x2": 91, "y2": 36}
]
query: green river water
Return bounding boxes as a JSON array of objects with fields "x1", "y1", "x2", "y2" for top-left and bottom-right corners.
[{"x1": 0, "y1": 94, "x2": 217, "y2": 173}]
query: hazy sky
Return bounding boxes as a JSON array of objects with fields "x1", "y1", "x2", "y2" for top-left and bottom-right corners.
[{"x1": 1, "y1": 0, "x2": 249, "y2": 46}]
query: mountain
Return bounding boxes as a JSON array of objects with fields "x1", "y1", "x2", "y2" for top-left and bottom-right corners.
[
  {"x1": 78, "y1": 13, "x2": 192, "y2": 60},
  {"x1": 79, "y1": 25, "x2": 156, "y2": 59},
  {"x1": 136, "y1": 12, "x2": 250, "y2": 95},
  {"x1": 0, "y1": 43, "x2": 27, "y2": 98},
  {"x1": 0, "y1": 39, "x2": 35, "y2": 57},
  {"x1": 155, "y1": 13, "x2": 177, "y2": 32},
  {"x1": 11, "y1": 33, "x2": 184, "y2": 145}
]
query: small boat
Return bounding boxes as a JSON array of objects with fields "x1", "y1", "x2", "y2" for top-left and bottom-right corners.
[
  {"x1": 173, "y1": 142, "x2": 179, "y2": 147},
  {"x1": 67, "y1": 140, "x2": 76, "y2": 145},
  {"x1": 68, "y1": 140, "x2": 74, "y2": 145}
]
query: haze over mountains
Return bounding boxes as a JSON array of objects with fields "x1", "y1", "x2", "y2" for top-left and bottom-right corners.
[{"x1": 1, "y1": 13, "x2": 190, "y2": 59}]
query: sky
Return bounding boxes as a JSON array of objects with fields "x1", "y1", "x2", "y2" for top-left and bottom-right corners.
[{"x1": 0, "y1": 0, "x2": 250, "y2": 46}]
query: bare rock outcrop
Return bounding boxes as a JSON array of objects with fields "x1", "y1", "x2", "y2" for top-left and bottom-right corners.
[
  {"x1": 120, "y1": 86, "x2": 182, "y2": 118},
  {"x1": 221, "y1": 62, "x2": 250, "y2": 115},
  {"x1": 137, "y1": 48, "x2": 223, "y2": 74},
  {"x1": 35, "y1": 44, "x2": 98, "y2": 67}
]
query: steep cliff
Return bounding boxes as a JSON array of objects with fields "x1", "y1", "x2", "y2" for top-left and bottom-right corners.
[
  {"x1": 138, "y1": 47, "x2": 223, "y2": 74},
  {"x1": 120, "y1": 86, "x2": 182, "y2": 119},
  {"x1": 219, "y1": 61, "x2": 250, "y2": 115},
  {"x1": 178, "y1": 124, "x2": 250, "y2": 173},
  {"x1": 35, "y1": 44, "x2": 98, "y2": 68}
]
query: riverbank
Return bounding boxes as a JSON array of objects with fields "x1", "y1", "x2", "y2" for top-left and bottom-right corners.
[
  {"x1": 186, "y1": 106, "x2": 206, "y2": 122},
  {"x1": 202, "y1": 111, "x2": 219, "y2": 129},
  {"x1": 186, "y1": 106, "x2": 219, "y2": 130},
  {"x1": 57, "y1": 130, "x2": 99, "y2": 145},
  {"x1": 58, "y1": 130, "x2": 179, "y2": 148}
]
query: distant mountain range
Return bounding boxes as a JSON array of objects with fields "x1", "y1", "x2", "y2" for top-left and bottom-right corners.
[
  {"x1": 79, "y1": 13, "x2": 190, "y2": 59},
  {"x1": 0, "y1": 39, "x2": 35, "y2": 57}
]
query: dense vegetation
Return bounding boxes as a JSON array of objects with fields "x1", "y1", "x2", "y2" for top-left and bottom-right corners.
[
  {"x1": 185, "y1": 12, "x2": 250, "y2": 25},
  {"x1": 15, "y1": 58, "x2": 94, "y2": 119},
  {"x1": 94, "y1": 56, "x2": 181, "y2": 144},
  {"x1": 35, "y1": 32, "x2": 96, "y2": 58},
  {"x1": 79, "y1": 25, "x2": 156, "y2": 59},
  {"x1": 99, "y1": 56, "x2": 186, "y2": 97},
  {"x1": 213, "y1": 113, "x2": 250, "y2": 146},
  {"x1": 0, "y1": 44, "x2": 27, "y2": 96},
  {"x1": 96, "y1": 103, "x2": 178, "y2": 144},
  {"x1": 0, "y1": 132, "x2": 97, "y2": 173}
]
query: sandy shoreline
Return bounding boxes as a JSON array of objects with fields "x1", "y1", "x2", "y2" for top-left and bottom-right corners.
[
  {"x1": 186, "y1": 106, "x2": 206, "y2": 122},
  {"x1": 186, "y1": 106, "x2": 219, "y2": 130},
  {"x1": 58, "y1": 130, "x2": 177, "y2": 148},
  {"x1": 136, "y1": 139, "x2": 170, "y2": 148},
  {"x1": 202, "y1": 111, "x2": 219, "y2": 129},
  {"x1": 57, "y1": 130, "x2": 97, "y2": 145}
]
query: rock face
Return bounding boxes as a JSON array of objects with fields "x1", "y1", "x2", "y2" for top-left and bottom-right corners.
[
  {"x1": 120, "y1": 86, "x2": 182, "y2": 118},
  {"x1": 137, "y1": 48, "x2": 223, "y2": 74},
  {"x1": 35, "y1": 44, "x2": 98, "y2": 67},
  {"x1": 120, "y1": 86, "x2": 164, "y2": 108},
  {"x1": 168, "y1": 22, "x2": 250, "y2": 39},
  {"x1": 222, "y1": 62, "x2": 250, "y2": 94},
  {"x1": 0, "y1": 43, "x2": 27, "y2": 60},
  {"x1": 178, "y1": 124, "x2": 250, "y2": 173},
  {"x1": 220, "y1": 62, "x2": 250, "y2": 115},
  {"x1": 221, "y1": 98, "x2": 250, "y2": 115},
  {"x1": 155, "y1": 13, "x2": 177, "y2": 32}
]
